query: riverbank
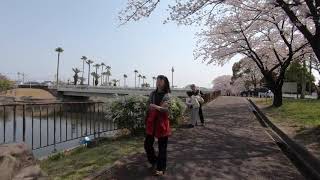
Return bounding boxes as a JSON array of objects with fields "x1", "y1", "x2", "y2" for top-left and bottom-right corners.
[
  {"x1": 0, "y1": 88, "x2": 57, "y2": 104},
  {"x1": 253, "y1": 98, "x2": 320, "y2": 159},
  {"x1": 40, "y1": 134, "x2": 144, "y2": 179}
]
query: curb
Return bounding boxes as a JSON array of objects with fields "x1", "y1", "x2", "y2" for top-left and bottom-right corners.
[{"x1": 248, "y1": 99, "x2": 320, "y2": 180}]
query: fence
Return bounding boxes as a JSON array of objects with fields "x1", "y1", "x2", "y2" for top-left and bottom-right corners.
[
  {"x1": 0, "y1": 102, "x2": 115, "y2": 150},
  {"x1": 203, "y1": 91, "x2": 221, "y2": 103}
]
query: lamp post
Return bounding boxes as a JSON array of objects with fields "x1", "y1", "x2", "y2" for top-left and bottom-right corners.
[
  {"x1": 171, "y1": 67, "x2": 174, "y2": 89},
  {"x1": 152, "y1": 76, "x2": 156, "y2": 88},
  {"x1": 134, "y1": 70, "x2": 138, "y2": 88}
]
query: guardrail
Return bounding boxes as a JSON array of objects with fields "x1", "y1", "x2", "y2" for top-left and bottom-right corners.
[{"x1": 248, "y1": 99, "x2": 320, "y2": 179}]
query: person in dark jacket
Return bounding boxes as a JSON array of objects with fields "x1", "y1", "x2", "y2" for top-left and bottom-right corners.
[
  {"x1": 145, "y1": 75, "x2": 171, "y2": 176},
  {"x1": 190, "y1": 84, "x2": 205, "y2": 125}
]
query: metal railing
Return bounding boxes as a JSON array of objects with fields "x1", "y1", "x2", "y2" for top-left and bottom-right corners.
[{"x1": 0, "y1": 102, "x2": 116, "y2": 150}]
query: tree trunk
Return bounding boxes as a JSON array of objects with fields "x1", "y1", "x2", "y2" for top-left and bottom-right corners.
[
  {"x1": 264, "y1": 72, "x2": 284, "y2": 107},
  {"x1": 88, "y1": 65, "x2": 91, "y2": 86},
  {"x1": 273, "y1": 88, "x2": 283, "y2": 107},
  {"x1": 81, "y1": 60, "x2": 84, "y2": 85},
  {"x1": 301, "y1": 59, "x2": 306, "y2": 99},
  {"x1": 135, "y1": 74, "x2": 137, "y2": 88},
  {"x1": 56, "y1": 53, "x2": 60, "y2": 87},
  {"x1": 309, "y1": 58, "x2": 312, "y2": 95},
  {"x1": 101, "y1": 67, "x2": 103, "y2": 85},
  {"x1": 311, "y1": 38, "x2": 320, "y2": 65},
  {"x1": 73, "y1": 75, "x2": 77, "y2": 85},
  {"x1": 316, "y1": 86, "x2": 320, "y2": 100}
]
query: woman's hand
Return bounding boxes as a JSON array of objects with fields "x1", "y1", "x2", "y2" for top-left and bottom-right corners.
[
  {"x1": 150, "y1": 104, "x2": 159, "y2": 110},
  {"x1": 150, "y1": 103, "x2": 169, "y2": 112}
]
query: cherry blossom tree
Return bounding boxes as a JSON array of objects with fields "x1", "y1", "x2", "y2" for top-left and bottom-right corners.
[
  {"x1": 120, "y1": 0, "x2": 308, "y2": 106},
  {"x1": 212, "y1": 75, "x2": 232, "y2": 95},
  {"x1": 272, "y1": 0, "x2": 320, "y2": 62},
  {"x1": 121, "y1": 0, "x2": 320, "y2": 63},
  {"x1": 230, "y1": 78, "x2": 247, "y2": 95},
  {"x1": 232, "y1": 57, "x2": 264, "y2": 89}
]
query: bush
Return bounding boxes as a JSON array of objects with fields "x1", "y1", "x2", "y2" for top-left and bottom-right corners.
[
  {"x1": 106, "y1": 95, "x2": 148, "y2": 135},
  {"x1": 106, "y1": 95, "x2": 186, "y2": 135},
  {"x1": 168, "y1": 96, "x2": 186, "y2": 126},
  {"x1": 0, "y1": 74, "x2": 13, "y2": 92}
]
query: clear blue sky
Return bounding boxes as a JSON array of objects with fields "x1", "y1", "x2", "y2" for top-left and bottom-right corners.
[{"x1": 0, "y1": 0, "x2": 241, "y2": 88}]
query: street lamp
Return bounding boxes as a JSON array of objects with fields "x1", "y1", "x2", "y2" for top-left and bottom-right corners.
[{"x1": 171, "y1": 67, "x2": 174, "y2": 89}]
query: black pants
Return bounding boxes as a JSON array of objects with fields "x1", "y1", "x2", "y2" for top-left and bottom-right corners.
[
  {"x1": 199, "y1": 104, "x2": 204, "y2": 124},
  {"x1": 144, "y1": 135, "x2": 168, "y2": 171}
]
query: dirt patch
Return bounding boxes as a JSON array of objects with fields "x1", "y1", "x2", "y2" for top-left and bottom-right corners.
[
  {"x1": 3, "y1": 88, "x2": 55, "y2": 99},
  {"x1": 1, "y1": 88, "x2": 56, "y2": 104},
  {"x1": 294, "y1": 126, "x2": 320, "y2": 159}
]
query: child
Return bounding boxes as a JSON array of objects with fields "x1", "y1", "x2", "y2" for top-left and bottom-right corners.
[{"x1": 186, "y1": 91, "x2": 200, "y2": 128}]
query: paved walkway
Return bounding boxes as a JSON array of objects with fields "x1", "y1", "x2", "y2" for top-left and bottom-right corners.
[{"x1": 95, "y1": 96, "x2": 304, "y2": 180}]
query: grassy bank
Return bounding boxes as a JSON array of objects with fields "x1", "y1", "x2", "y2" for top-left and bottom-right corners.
[
  {"x1": 254, "y1": 98, "x2": 320, "y2": 127},
  {"x1": 40, "y1": 135, "x2": 144, "y2": 179},
  {"x1": 253, "y1": 98, "x2": 320, "y2": 158}
]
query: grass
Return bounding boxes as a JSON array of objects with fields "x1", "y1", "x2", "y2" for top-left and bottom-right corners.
[
  {"x1": 254, "y1": 98, "x2": 320, "y2": 127},
  {"x1": 40, "y1": 135, "x2": 144, "y2": 180},
  {"x1": 254, "y1": 98, "x2": 320, "y2": 158}
]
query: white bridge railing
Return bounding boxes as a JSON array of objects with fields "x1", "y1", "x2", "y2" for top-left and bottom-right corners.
[
  {"x1": 57, "y1": 85, "x2": 211, "y2": 92},
  {"x1": 56, "y1": 85, "x2": 212, "y2": 97}
]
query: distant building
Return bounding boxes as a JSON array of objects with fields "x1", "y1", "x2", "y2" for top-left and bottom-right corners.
[{"x1": 24, "y1": 81, "x2": 40, "y2": 85}]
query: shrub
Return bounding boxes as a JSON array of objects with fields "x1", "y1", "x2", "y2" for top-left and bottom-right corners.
[
  {"x1": 106, "y1": 95, "x2": 186, "y2": 135},
  {"x1": 168, "y1": 96, "x2": 186, "y2": 126},
  {"x1": 0, "y1": 74, "x2": 13, "y2": 92},
  {"x1": 106, "y1": 95, "x2": 148, "y2": 135}
]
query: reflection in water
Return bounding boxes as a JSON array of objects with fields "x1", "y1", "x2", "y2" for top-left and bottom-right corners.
[{"x1": 0, "y1": 103, "x2": 118, "y2": 158}]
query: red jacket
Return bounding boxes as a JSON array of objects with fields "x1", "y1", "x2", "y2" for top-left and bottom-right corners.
[{"x1": 145, "y1": 108, "x2": 171, "y2": 138}]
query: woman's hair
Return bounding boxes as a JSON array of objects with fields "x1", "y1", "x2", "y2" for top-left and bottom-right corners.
[
  {"x1": 157, "y1": 75, "x2": 171, "y2": 93},
  {"x1": 186, "y1": 91, "x2": 193, "y2": 97}
]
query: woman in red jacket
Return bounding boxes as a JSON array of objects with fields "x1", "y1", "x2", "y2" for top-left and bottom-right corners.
[{"x1": 145, "y1": 75, "x2": 171, "y2": 176}]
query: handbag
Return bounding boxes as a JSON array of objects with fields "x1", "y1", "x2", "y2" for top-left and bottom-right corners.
[{"x1": 196, "y1": 95, "x2": 205, "y2": 104}]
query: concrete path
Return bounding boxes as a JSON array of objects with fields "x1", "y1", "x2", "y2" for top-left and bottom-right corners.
[{"x1": 95, "y1": 96, "x2": 304, "y2": 180}]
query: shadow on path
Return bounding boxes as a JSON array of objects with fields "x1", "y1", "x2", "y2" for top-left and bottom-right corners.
[{"x1": 94, "y1": 97, "x2": 304, "y2": 180}]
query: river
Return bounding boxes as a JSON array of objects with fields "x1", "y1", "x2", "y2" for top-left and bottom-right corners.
[{"x1": 0, "y1": 103, "x2": 118, "y2": 158}]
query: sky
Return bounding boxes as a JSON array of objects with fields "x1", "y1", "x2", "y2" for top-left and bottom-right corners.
[
  {"x1": 0, "y1": 0, "x2": 240, "y2": 88},
  {"x1": 1, "y1": 1, "x2": 318, "y2": 88}
]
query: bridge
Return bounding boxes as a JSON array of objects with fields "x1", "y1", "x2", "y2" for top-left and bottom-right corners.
[{"x1": 56, "y1": 85, "x2": 213, "y2": 98}]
